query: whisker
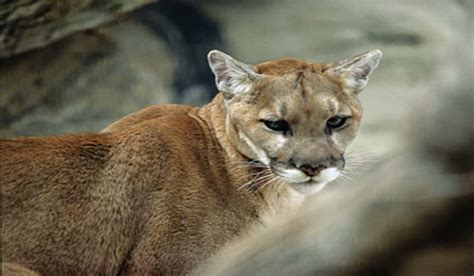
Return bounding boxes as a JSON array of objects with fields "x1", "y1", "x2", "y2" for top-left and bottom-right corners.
[
  {"x1": 256, "y1": 176, "x2": 280, "y2": 192},
  {"x1": 233, "y1": 168, "x2": 272, "y2": 186},
  {"x1": 335, "y1": 173, "x2": 357, "y2": 187},
  {"x1": 238, "y1": 170, "x2": 274, "y2": 191},
  {"x1": 225, "y1": 160, "x2": 268, "y2": 180},
  {"x1": 250, "y1": 172, "x2": 275, "y2": 186},
  {"x1": 339, "y1": 173, "x2": 355, "y2": 182}
]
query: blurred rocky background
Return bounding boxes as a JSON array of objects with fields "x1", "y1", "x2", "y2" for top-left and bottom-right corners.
[{"x1": 0, "y1": 0, "x2": 472, "y2": 160}]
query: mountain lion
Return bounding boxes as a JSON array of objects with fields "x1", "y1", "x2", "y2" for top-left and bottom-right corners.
[
  {"x1": 1, "y1": 49, "x2": 382, "y2": 275},
  {"x1": 197, "y1": 52, "x2": 473, "y2": 276}
]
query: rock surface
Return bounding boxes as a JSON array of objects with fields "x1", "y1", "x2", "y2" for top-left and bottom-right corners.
[
  {"x1": 0, "y1": 21, "x2": 174, "y2": 137},
  {"x1": 0, "y1": 0, "x2": 152, "y2": 57}
]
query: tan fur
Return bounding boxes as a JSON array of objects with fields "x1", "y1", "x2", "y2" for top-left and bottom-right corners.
[
  {"x1": 2, "y1": 263, "x2": 39, "y2": 276},
  {"x1": 1, "y1": 50, "x2": 381, "y2": 275}
]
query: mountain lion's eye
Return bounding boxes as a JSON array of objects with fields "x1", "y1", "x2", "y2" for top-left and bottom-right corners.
[
  {"x1": 326, "y1": 116, "x2": 347, "y2": 130},
  {"x1": 262, "y1": 120, "x2": 291, "y2": 134}
]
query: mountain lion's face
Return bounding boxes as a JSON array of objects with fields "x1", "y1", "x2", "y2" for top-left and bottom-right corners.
[{"x1": 208, "y1": 50, "x2": 382, "y2": 195}]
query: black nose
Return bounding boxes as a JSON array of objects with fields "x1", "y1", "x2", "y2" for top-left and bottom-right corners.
[{"x1": 299, "y1": 164, "x2": 327, "y2": 177}]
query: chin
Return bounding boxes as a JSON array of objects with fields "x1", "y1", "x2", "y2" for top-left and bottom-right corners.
[{"x1": 288, "y1": 181, "x2": 329, "y2": 195}]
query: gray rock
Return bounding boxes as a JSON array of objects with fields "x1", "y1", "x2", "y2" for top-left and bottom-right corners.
[
  {"x1": 0, "y1": 0, "x2": 152, "y2": 57},
  {"x1": 0, "y1": 21, "x2": 174, "y2": 137}
]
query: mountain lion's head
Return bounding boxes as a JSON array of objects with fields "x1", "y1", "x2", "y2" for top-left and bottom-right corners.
[{"x1": 208, "y1": 50, "x2": 382, "y2": 195}]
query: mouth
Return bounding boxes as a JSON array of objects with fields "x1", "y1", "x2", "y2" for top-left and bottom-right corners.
[
  {"x1": 287, "y1": 180, "x2": 329, "y2": 195},
  {"x1": 270, "y1": 165, "x2": 341, "y2": 195},
  {"x1": 301, "y1": 179, "x2": 322, "y2": 185}
]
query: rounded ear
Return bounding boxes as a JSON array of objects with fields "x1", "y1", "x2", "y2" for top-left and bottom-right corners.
[
  {"x1": 326, "y1": 49, "x2": 382, "y2": 94},
  {"x1": 207, "y1": 50, "x2": 260, "y2": 99}
]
